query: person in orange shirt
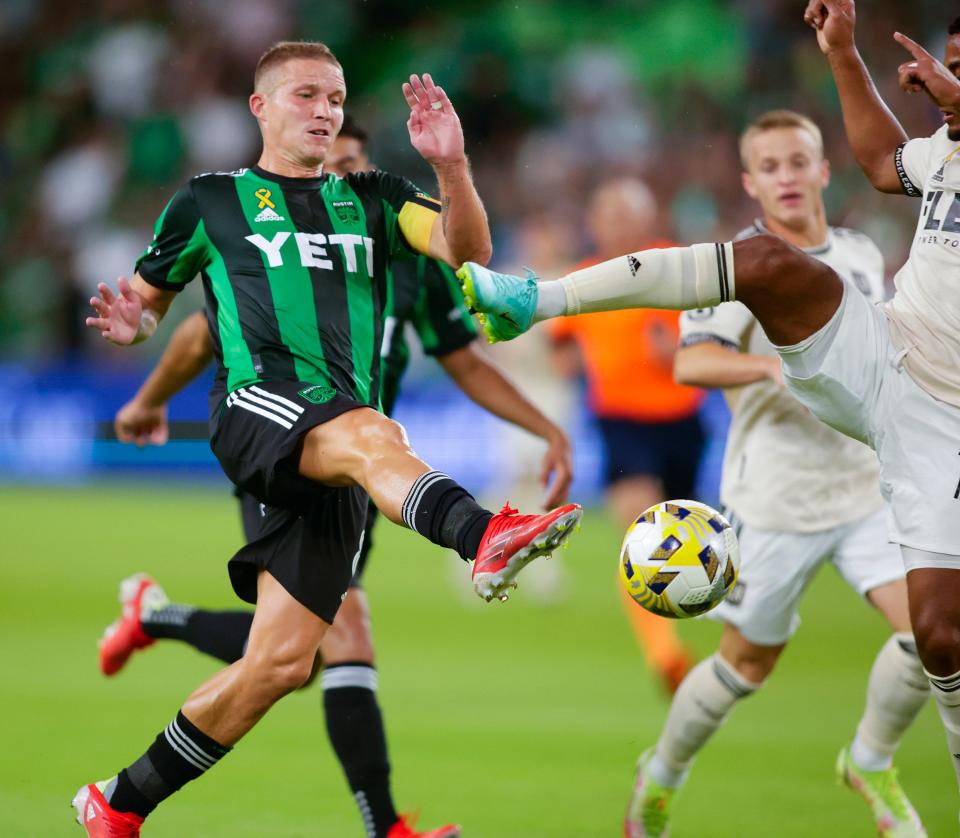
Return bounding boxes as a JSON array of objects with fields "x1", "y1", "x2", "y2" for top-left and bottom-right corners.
[{"x1": 550, "y1": 178, "x2": 704, "y2": 692}]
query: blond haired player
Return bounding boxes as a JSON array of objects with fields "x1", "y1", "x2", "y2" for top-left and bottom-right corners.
[
  {"x1": 621, "y1": 110, "x2": 928, "y2": 837},
  {"x1": 77, "y1": 41, "x2": 580, "y2": 836},
  {"x1": 458, "y1": 3, "x2": 960, "y2": 826}
]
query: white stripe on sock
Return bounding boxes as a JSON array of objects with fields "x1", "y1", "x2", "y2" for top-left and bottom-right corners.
[
  {"x1": 403, "y1": 471, "x2": 447, "y2": 530},
  {"x1": 163, "y1": 727, "x2": 212, "y2": 771},
  {"x1": 321, "y1": 665, "x2": 378, "y2": 692},
  {"x1": 167, "y1": 719, "x2": 216, "y2": 769}
]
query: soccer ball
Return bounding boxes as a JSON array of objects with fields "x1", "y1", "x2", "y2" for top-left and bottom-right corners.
[{"x1": 619, "y1": 500, "x2": 740, "y2": 619}]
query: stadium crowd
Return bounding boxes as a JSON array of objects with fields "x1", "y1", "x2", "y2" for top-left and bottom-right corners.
[{"x1": 0, "y1": 0, "x2": 947, "y2": 365}]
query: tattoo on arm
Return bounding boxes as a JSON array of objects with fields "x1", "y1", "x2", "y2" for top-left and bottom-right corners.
[{"x1": 441, "y1": 196, "x2": 450, "y2": 235}]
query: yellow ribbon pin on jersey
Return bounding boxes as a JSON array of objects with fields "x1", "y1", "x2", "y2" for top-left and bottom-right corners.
[{"x1": 255, "y1": 188, "x2": 275, "y2": 210}]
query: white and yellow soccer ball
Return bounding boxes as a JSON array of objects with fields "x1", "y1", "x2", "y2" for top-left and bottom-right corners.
[{"x1": 619, "y1": 500, "x2": 740, "y2": 619}]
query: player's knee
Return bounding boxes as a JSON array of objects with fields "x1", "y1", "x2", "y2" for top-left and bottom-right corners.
[
  {"x1": 353, "y1": 413, "x2": 409, "y2": 455},
  {"x1": 729, "y1": 654, "x2": 776, "y2": 685},
  {"x1": 913, "y1": 610, "x2": 960, "y2": 676},
  {"x1": 246, "y1": 643, "x2": 322, "y2": 695},
  {"x1": 721, "y1": 643, "x2": 779, "y2": 685},
  {"x1": 321, "y1": 592, "x2": 374, "y2": 664},
  {"x1": 735, "y1": 234, "x2": 801, "y2": 287}
]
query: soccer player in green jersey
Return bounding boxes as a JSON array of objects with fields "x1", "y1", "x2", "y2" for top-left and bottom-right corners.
[
  {"x1": 78, "y1": 41, "x2": 581, "y2": 836},
  {"x1": 100, "y1": 121, "x2": 573, "y2": 838}
]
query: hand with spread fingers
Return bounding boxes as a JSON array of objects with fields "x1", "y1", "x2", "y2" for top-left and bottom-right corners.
[
  {"x1": 894, "y1": 31, "x2": 960, "y2": 115},
  {"x1": 402, "y1": 73, "x2": 465, "y2": 166},
  {"x1": 85, "y1": 277, "x2": 144, "y2": 345}
]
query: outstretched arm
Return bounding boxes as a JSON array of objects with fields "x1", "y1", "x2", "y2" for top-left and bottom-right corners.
[
  {"x1": 804, "y1": 0, "x2": 908, "y2": 194},
  {"x1": 86, "y1": 273, "x2": 177, "y2": 345},
  {"x1": 115, "y1": 310, "x2": 213, "y2": 447},
  {"x1": 674, "y1": 342, "x2": 782, "y2": 389},
  {"x1": 439, "y1": 342, "x2": 573, "y2": 508},
  {"x1": 402, "y1": 74, "x2": 492, "y2": 267}
]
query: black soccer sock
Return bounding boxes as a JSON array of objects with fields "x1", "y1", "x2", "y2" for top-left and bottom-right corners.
[
  {"x1": 322, "y1": 664, "x2": 396, "y2": 838},
  {"x1": 104, "y1": 711, "x2": 231, "y2": 818},
  {"x1": 142, "y1": 605, "x2": 253, "y2": 664},
  {"x1": 401, "y1": 470, "x2": 492, "y2": 561}
]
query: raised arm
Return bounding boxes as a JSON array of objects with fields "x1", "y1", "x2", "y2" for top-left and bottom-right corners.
[
  {"x1": 804, "y1": 0, "x2": 909, "y2": 194},
  {"x1": 402, "y1": 74, "x2": 492, "y2": 267},
  {"x1": 114, "y1": 310, "x2": 214, "y2": 446},
  {"x1": 674, "y1": 342, "x2": 782, "y2": 389},
  {"x1": 439, "y1": 342, "x2": 573, "y2": 508}
]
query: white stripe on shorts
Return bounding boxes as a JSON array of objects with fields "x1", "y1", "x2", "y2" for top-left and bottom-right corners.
[
  {"x1": 227, "y1": 392, "x2": 293, "y2": 430},
  {"x1": 235, "y1": 388, "x2": 301, "y2": 422},
  {"x1": 248, "y1": 385, "x2": 305, "y2": 415}
]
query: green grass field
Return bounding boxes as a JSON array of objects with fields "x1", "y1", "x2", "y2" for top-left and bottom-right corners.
[{"x1": 0, "y1": 482, "x2": 954, "y2": 837}]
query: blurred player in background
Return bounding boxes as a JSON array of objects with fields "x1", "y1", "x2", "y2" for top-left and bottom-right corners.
[
  {"x1": 101, "y1": 119, "x2": 570, "y2": 838},
  {"x1": 79, "y1": 41, "x2": 581, "y2": 836},
  {"x1": 459, "y1": 3, "x2": 960, "y2": 820},
  {"x1": 626, "y1": 110, "x2": 927, "y2": 838},
  {"x1": 549, "y1": 178, "x2": 700, "y2": 692}
]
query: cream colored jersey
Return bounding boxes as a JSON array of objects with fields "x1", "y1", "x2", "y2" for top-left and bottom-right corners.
[
  {"x1": 887, "y1": 124, "x2": 960, "y2": 408},
  {"x1": 679, "y1": 222, "x2": 885, "y2": 533}
]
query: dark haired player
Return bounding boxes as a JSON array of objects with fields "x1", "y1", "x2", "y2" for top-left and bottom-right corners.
[
  {"x1": 78, "y1": 41, "x2": 580, "y2": 836},
  {"x1": 101, "y1": 120, "x2": 572, "y2": 838},
  {"x1": 459, "y1": 3, "x2": 960, "y2": 818}
]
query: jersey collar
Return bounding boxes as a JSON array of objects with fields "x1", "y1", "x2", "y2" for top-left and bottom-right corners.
[
  {"x1": 752, "y1": 218, "x2": 832, "y2": 256},
  {"x1": 250, "y1": 165, "x2": 329, "y2": 190}
]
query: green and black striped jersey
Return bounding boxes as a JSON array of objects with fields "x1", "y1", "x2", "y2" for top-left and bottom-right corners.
[
  {"x1": 380, "y1": 256, "x2": 477, "y2": 415},
  {"x1": 136, "y1": 165, "x2": 441, "y2": 411}
]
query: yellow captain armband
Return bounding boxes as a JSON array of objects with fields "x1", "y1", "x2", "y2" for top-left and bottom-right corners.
[{"x1": 398, "y1": 194, "x2": 442, "y2": 255}]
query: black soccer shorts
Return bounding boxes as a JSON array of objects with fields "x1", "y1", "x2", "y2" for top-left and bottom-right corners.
[
  {"x1": 212, "y1": 380, "x2": 370, "y2": 623},
  {"x1": 238, "y1": 493, "x2": 378, "y2": 591}
]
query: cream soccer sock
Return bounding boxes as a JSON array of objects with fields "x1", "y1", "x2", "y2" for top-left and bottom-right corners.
[
  {"x1": 927, "y1": 666, "x2": 960, "y2": 789},
  {"x1": 648, "y1": 653, "x2": 761, "y2": 789},
  {"x1": 535, "y1": 242, "x2": 734, "y2": 321},
  {"x1": 851, "y1": 633, "x2": 930, "y2": 771}
]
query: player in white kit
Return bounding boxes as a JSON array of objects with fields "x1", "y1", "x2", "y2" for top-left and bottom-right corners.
[
  {"x1": 456, "y1": 1, "x2": 960, "y2": 825},
  {"x1": 623, "y1": 110, "x2": 929, "y2": 837}
]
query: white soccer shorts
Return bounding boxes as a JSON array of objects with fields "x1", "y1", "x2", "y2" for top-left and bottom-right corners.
[
  {"x1": 711, "y1": 506, "x2": 904, "y2": 646},
  {"x1": 777, "y1": 281, "x2": 960, "y2": 562}
]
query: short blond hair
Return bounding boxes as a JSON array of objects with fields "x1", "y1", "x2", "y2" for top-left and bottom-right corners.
[
  {"x1": 254, "y1": 41, "x2": 342, "y2": 92},
  {"x1": 739, "y1": 110, "x2": 824, "y2": 170}
]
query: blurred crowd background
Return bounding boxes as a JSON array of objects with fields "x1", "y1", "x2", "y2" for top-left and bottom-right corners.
[{"x1": 0, "y1": 0, "x2": 950, "y2": 491}]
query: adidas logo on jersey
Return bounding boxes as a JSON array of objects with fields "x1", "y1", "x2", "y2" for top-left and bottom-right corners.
[{"x1": 254, "y1": 206, "x2": 285, "y2": 223}]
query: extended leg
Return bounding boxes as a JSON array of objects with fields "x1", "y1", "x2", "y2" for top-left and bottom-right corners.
[
  {"x1": 297, "y1": 408, "x2": 582, "y2": 601},
  {"x1": 460, "y1": 234, "x2": 843, "y2": 348}
]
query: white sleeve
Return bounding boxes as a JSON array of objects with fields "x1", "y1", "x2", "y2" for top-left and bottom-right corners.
[
  {"x1": 679, "y1": 301, "x2": 753, "y2": 350},
  {"x1": 895, "y1": 135, "x2": 934, "y2": 198}
]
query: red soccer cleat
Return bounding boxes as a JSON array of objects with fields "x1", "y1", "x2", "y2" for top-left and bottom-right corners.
[
  {"x1": 98, "y1": 574, "x2": 167, "y2": 676},
  {"x1": 72, "y1": 781, "x2": 143, "y2": 837},
  {"x1": 472, "y1": 503, "x2": 582, "y2": 602},
  {"x1": 387, "y1": 813, "x2": 462, "y2": 838}
]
